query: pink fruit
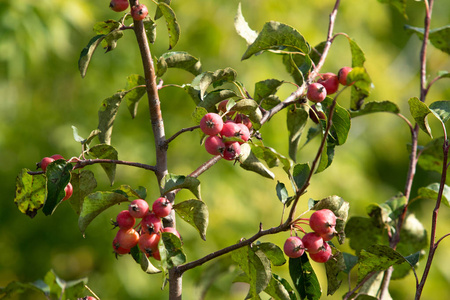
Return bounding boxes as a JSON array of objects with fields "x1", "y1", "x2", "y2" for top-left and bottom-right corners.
[
  {"x1": 162, "y1": 227, "x2": 181, "y2": 238},
  {"x1": 309, "y1": 209, "x2": 337, "y2": 235},
  {"x1": 307, "y1": 83, "x2": 327, "y2": 103},
  {"x1": 302, "y1": 232, "x2": 324, "y2": 254},
  {"x1": 220, "y1": 122, "x2": 240, "y2": 138},
  {"x1": 152, "y1": 197, "x2": 172, "y2": 218},
  {"x1": 338, "y1": 67, "x2": 354, "y2": 86},
  {"x1": 50, "y1": 154, "x2": 65, "y2": 160},
  {"x1": 317, "y1": 73, "x2": 339, "y2": 95},
  {"x1": 62, "y1": 183, "x2": 73, "y2": 201},
  {"x1": 138, "y1": 233, "x2": 160, "y2": 256},
  {"x1": 131, "y1": 4, "x2": 148, "y2": 21},
  {"x1": 283, "y1": 236, "x2": 305, "y2": 258},
  {"x1": 200, "y1": 113, "x2": 224, "y2": 136},
  {"x1": 141, "y1": 213, "x2": 162, "y2": 234},
  {"x1": 114, "y1": 210, "x2": 136, "y2": 229},
  {"x1": 222, "y1": 142, "x2": 241, "y2": 161},
  {"x1": 39, "y1": 157, "x2": 55, "y2": 172},
  {"x1": 112, "y1": 237, "x2": 130, "y2": 255},
  {"x1": 204, "y1": 135, "x2": 226, "y2": 156},
  {"x1": 234, "y1": 114, "x2": 252, "y2": 130},
  {"x1": 309, "y1": 242, "x2": 332, "y2": 263},
  {"x1": 128, "y1": 199, "x2": 149, "y2": 219},
  {"x1": 235, "y1": 123, "x2": 250, "y2": 143},
  {"x1": 109, "y1": 0, "x2": 129, "y2": 12},
  {"x1": 115, "y1": 228, "x2": 139, "y2": 249}
]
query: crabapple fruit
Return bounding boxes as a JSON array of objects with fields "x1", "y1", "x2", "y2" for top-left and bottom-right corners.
[
  {"x1": 235, "y1": 123, "x2": 250, "y2": 143},
  {"x1": 220, "y1": 122, "x2": 240, "y2": 139},
  {"x1": 338, "y1": 67, "x2": 354, "y2": 86},
  {"x1": 307, "y1": 83, "x2": 327, "y2": 103},
  {"x1": 152, "y1": 197, "x2": 172, "y2": 218},
  {"x1": 138, "y1": 233, "x2": 160, "y2": 256},
  {"x1": 115, "y1": 228, "x2": 139, "y2": 249},
  {"x1": 39, "y1": 157, "x2": 55, "y2": 172},
  {"x1": 162, "y1": 227, "x2": 181, "y2": 238},
  {"x1": 112, "y1": 237, "x2": 130, "y2": 255},
  {"x1": 128, "y1": 199, "x2": 149, "y2": 218},
  {"x1": 204, "y1": 135, "x2": 226, "y2": 156},
  {"x1": 320, "y1": 231, "x2": 335, "y2": 242},
  {"x1": 308, "y1": 105, "x2": 326, "y2": 124},
  {"x1": 222, "y1": 142, "x2": 241, "y2": 161},
  {"x1": 309, "y1": 209, "x2": 337, "y2": 235},
  {"x1": 317, "y1": 72, "x2": 339, "y2": 95},
  {"x1": 200, "y1": 113, "x2": 224, "y2": 136},
  {"x1": 283, "y1": 236, "x2": 305, "y2": 258},
  {"x1": 131, "y1": 4, "x2": 148, "y2": 21},
  {"x1": 141, "y1": 213, "x2": 162, "y2": 234},
  {"x1": 302, "y1": 232, "x2": 324, "y2": 254},
  {"x1": 308, "y1": 242, "x2": 332, "y2": 263},
  {"x1": 109, "y1": 0, "x2": 129, "y2": 12},
  {"x1": 114, "y1": 210, "x2": 136, "y2": 229},
  {"x1": 234, "y1": 113, "x2": 252, "y2": 130},
  {"x1": 50, "y1": 154, "x2": 65, "y2": 160},
  {"x1": 152, "y1": 250, "x2": 161, "y2": 260},
  {"x1": 62, "y1": 183, "x2": 73, "y2": 201}
]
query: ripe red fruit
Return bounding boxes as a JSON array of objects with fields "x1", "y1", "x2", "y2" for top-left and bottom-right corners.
[
  {"x1": 308, "y1": 242, "x2": 332, "y2": 263},
  {"x1": 302, "y1": 232, "x2": 324, "y2": 254},
  {"x1": 112, "y1": 237, "x2": 130, "y2": 255},
  {"x1": 283, "y1": 236, "x2": 305, "y2": 258},
  {"x1": 320, "y1": 231, "x2": 335, "y2": 242},
  {"x1": 138, "y1": 233, "x2": 160, "y2": 256},
  {"x1": 141, "y1": 213, "x2": 162, "y2": 234},
  {"x1": 308, "y1": 105, "x2": 326, "y2": 124},
  {"x1": 222, "y1": 142, "x2": 241, "y2": 161},
  {"x1": 152, "y1": 249, "x2": 161, "y2": 261},
  {"x1": 338, "y1": 67, "x2": 354, "y2": 86},
  {"x1": 200, "y1": 113, "x2": 224, "y2": 136},
  {"x1": 152, "y1": 197, "x2": 172, "y2": 218},
  {"x1": 109, "y1": 0, "x2": 129, "y2": 12},
  {"x1": 81, "y1": 297, "x2": 96, "y2": 300},
  {"x1": 204, "y1": 135, "x2": 226, "y2": 156},
  {"x1": 131, "y1": 4, "x2": 148, "y2": 21},
  {"x1": 62, "y1": 183, "x2": 73, "y2": 201},
  {"x1": 220, "y1": 122, "x2": 240, "y2": 139},
  {"x1": 307, "y1": 83, "x2": 327, "y2": 103},
  {"x1": 235, "y1": 123, "x2": 250, "y2": 143},
  {"x1": 114, "y1": 210, "x2": 136, "y2": 229},
  {"x1": 162, "y1": 227, "x2": 181, "y2": 238},
  {"x1": 51, "y1": 154, "x2": 65, "y2": 160},
  {"x1": 317, "y1": 73, "x2": 339, "y2": 95},
  {"x1": 234, "y1": 114, "x2": 252, "y2": 130},
  {"x1": 309, "y1": 209, "x2": 337, "y2": 235},
  {"x1": 115, "y1": 228, "x2": 139, "y2": 249},
  {"x1": 39, "y1": 157, "x2": 55, "y2": 172},
  {"x1": 128, "y1": 199, "x2": 149, "y2": 218}
]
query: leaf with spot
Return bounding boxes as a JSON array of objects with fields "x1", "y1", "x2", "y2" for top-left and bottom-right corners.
[
  {"x1": 194, "y1": 68, "x2": 238, "y2": 100},
  {"x1": 97, "y1": 90, "x2": 128, "y2": 145},
  {"x1": 69, "y1": 170, "x2": 97, "y2": 215},
  {"x1": 325, "y1": 250, "x2": 345, "y2": 295},
  {"x1": 409, "y1": 97, "x2": 432, "y2": 137},
  {"x1": 161, "y1": 173, "x2": 201, "y2": 200},
  {"x1": 124, "y1": 74, "x2": 146, "y2": 119},
  {"x1": 159, "y1": 51, "x2": 202, "y2": 76},
  {"x1": 289, "y1": 255, "x2": 321, "y2": 300},
  {"x1": 173, "y1": 199, "x2": 208, "y2": 240},
  {"x1": 405, "y1": 25, "x2": 450, "y2": 54},
  {"x1": 14, "y1": 169, "x2": 47, "y2": 218},
  {"x1": 157, "y1": 2, "x2": 180, "y2": 50}
]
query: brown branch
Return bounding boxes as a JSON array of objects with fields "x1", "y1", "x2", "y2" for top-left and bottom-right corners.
[{"x1": 165, "y1": 125, "x2": 200, "y2": 145}]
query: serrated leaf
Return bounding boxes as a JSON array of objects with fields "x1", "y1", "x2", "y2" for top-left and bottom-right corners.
[
  {"x1": 159, "y1": 232, "x2": 186, "y2": 271},
  {"x1": 289, "y1": 255, "x2": 321, "y2": 300},
  {"x1": 78, "y1": 191, "x2": 129, "y2": 235},
  {"x1": 97, "y1": 90, "x2": 128, "y2": 145},
  {"x1": 325, "y1": 250, "x2": 345, "y2": 295},
  {"x1": 161, "y1": 174, "x2": 201, "y2": 200},
  {"x1": 349, "y1": 101, "x2": 400, "y2": 118},
  {"x1": 43, "y1": 161, "x2": 73, "y2": 216},
  {"x1": 405, "y1": 25, "x2": 450, "y2": 54},
  {"x1": 157, "y1": 2, "x2": 180, "y2": 50},
  {"x1": 242, "y1": 21, "x2": 310, "y2": 60},
  {"x1": 70, "y1": 170, "x2": 97, "y2": 215},
  {"x1": 160, "y1": 51, "x2": 202, "y2": 75},
  {"x1": 287, "y1": 105, "x2": 309, "y2": 162},
  {"x1": 173, "y1": 199, "x2": 208, "y2": 240},
  {"x1": 14, "y1": 169, "x2": 47, "y2": 218},
  {"x1": 256, "y1": 242, "x2": 287, "y2": 267},
  {"x1": 234, "y1": 3, "x2": 258, "y2": 45},
  {"x1": 124, "y1": 74, "x2": 146, "y2": 119},
  {"x1": 195, "y1": 68, "x2": 238, "y2": 100},
  {"x1": 418, "y1": 182, "x2": 450, "y2": 207},
  {"x1": 198, "y1": 89, "x2": 237, "y2": 112},
  {"x1": 429, "y1": 100, "x2": 450, "y2": 124},
  {"x1": 408, "y1": 97, "x2": 432, "y2": 137},
  {"x1": 78, "y1": 34, "x2": 105, "y2": 78},
  {"x1": 239, "y1": 143, "x2": 275, "y2": 179},
  {"x1": 88, "y1": 144, "x2": 118, "y2": 186}
]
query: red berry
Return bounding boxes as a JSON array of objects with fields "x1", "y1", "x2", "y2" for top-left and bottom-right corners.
[
  {"x1": 317, "y1": 73, "x2": 339, "y2": 95},
  {"x1": 283, "y1": 236, "x2": 305, "y2": 258},
  {"x1": 235, "y1": 123, "x2": 250, "y2": 143},
  {"x1": 109, "y1": 0, "x2": 129, "y2": 12},
  {"x1": 308, "y1": 242, "x2": 332, "y2": 263},
  {"x1": 309, "y1": 209, "x2": 336, "y2": 235},
  {"x1": 152, "y1": 197, "x2": 172, "y2": 218},
  {"x1": 307, "y1": 83, "x2": 327, "y2": 103},
  {"x1": 138, "y1": 233, "x2": 160, "y2": 256},
  {"x1": 62, "y1": 183, "x2": 73, "y2": 201},
  {"x1": 338, "y1": 67, "x2": 354, "y2": 86},
  {"x1": 200, "y1": 113, "x2": 224, "y2": 136},
  {"x1": 39, "y1": 157, "x2": 55, "y2": 172},
  {"x1": 50, "y1": 154, "x2": 65, "y2": 160},
  {"x1": 302, "y1": 232, "x2": 324, "y2": 254},
  {"x1": 220, "y1": 122, "x2": 240, "y2": 139},
  {"x1": 112, "y1": 237, "x2": 130, "y2": 255},
  {"x1": 204, "y1": 135, "x2": 226, "y2": 156},
  {"x1": 320, "y1": 231, "x2": 335, "y2": 242},
  {"x1": 222, "y1": 142, "x2": 241, "y2": 161},
  {"x1": 152, "y1": 249, "x2": 161, "y2": 261},
  {"x1": 114, "y1": 210, "x2": 136, "y2": 229},
  {"x1": 115, "y1": 228, "x2": 139, "y2": 249},
  {"x1": 308, "y1": 105, "x2": 326, "y2": 124},
  {"x1": 162, "y1": 227, "x2": 181, "y2": 238},
  {"x1": 131, "y1": 4, "x2": 148, "y2": 21},
  {"x1": 141, "y1": 213, "x2": 162, "y2": 234},
  {"x1": 128, "y1": 199, "x2": 149, "y2": 218},
  {"x1": 234, "y1": 114, "x2": 253, "y2": 130}
]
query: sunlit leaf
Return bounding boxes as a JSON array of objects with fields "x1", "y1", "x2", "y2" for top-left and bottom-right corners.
[
  {"x1": 70, "y1": 170, "x2": 97, "y2": 215},
  {"x1": 405, "y1": 25, "x2": 450, "y2": 54},
  {"x1": 161, "y1": 173, "x2": 201, "y2": 200},
  {"x1": 346, "y1": 67, "x2": 372, "y2": 111},
  {"x1": 195, "y1": 68, "x2": 238, "y2": 100},
  {"x1": 289, "y1": 255, "x2": 321, "y2": 300},
  {"x1": 14, "y1": 169, "x2": 47, "y2": 218},
  {"x1": 233, "y1": 98, "x2": 263, "y2": 129},
  {"x1": 408, "y1": 97, "x2": 432, "y2": 137},
  {"x1": 429, "y1": 100, "x2": 450, "y2": 124},
  {"x1": 282, "y1": 53, "x2": 312, "y2": 86},
  {"x1": 160, "y1": 51, "x2": 202, "y2": 76},
  {"x1": 157, "y1": 2, "x2": 180, "y2": 49},
  {"x1": 97, "y1": 90, "x2": 128, "y2": 144},
  {"x1": 159, "y1": 231, "x2": 186, "y2": 271},
  {"x1": 349, "y1": 101, "x2": 400, "y2": 118},
  {"x1": 418, "y1": 182, "x2": 450, "y2": 207},
  {"x1": 239, "y1": 143, "x2": 275, "y2": 179},
  {"x1": 173, "y1": 199, "x2": 209, "y2": 240},
  {"x1": 88, "y1": 144, "x2": 118, "y2": 186},
  {"x1": 255, "y1": 242, "x2": 287, "y2": 267},
  {"x1": 234, "y1": 3, "x2": 258, "y2": 45},
  {"x1": 276, "y1": 181, "x2": 289, "y2": 204}
]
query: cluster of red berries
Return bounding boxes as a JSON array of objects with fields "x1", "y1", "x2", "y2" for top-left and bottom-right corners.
[
  {"x1": 306, "y1": 67, "x2": 354, "y2": 103},
  {"x1": 112, "y1": 198, "x2": 180, "y2": 260},
  {"x1": 200, "y1": 109, "x2": 252, "y2": 161},
  {"x1": 110, "y1": 0, "x2": 148, "y2": 21},
  {"x1": 283, "y1": 209, "x2": 337, "y2": 263},
  {"x1": 39, "y1": 154, "x2": 73, "y2": 201}
]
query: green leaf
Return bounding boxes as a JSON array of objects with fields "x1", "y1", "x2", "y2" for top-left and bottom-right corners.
[
  {"x1": 124, "y1": 74, "x2": 146, "y2": 119},
  {"x1": 292, "y1": 163, "x2": 310, "y2": 191},
  {"x1": 287, "y1": 105, "x2": 309, "y2": 161},
  {"x1": 143, "y1": 18, "x2": 157, "y2": 44},
  {"x1": 43, "y1": 161, "x2": 73, "y2": 216},
  {"x1": 113, "y1": 184, "x2": 147, "y2": 200},
  {"x1": 239, "y1": 143, "x2": 275, "y2": 179},
  {"x1": 325, "y1": 250, "x2": 345, "y2": 295},
  {"x1": 69, "y1": 170, "x2": 97, "y2": 215},
  {"x1": 78, "y1": 34, "x2": 105, "y2": 78},
  {"x1": 322, "y1": 98, "x2": 351, "y2": 146},
  {"x1": 264, "y1": 274, "x2": 297, "y2": 300},
  {"x1": 349, "y1": 101, "x2": 400, "y2": 118},
  {"x1": 310, "y1": 42, "x2": 326, "y2": 65},
  {"x1": 88, "y1": 144, "x2": 118, "y2": 186},
  {"x1": 93, "y1": 19, "x2": 121, "y2": 35},
  {"x1": 161, "y1": 173, "x2": 201, "y2": 200},
  {"x1": 315, "y1": 143, "x2": 335, "y2": 173},
  {"x1": 342, "y1": 252, "x2": 359, "y2": 273},
  {"x1": 346, "y1": 67, "x2": 372, "y2": 111},
  {"x1": 0, "y1": 280, "x2": 46, "y2": 299},
  {"x1": 345, "y1": 217, "x2": 385, "y2": 254},
  {"x1": 282, "y1": 53, "x2": 312, "y2": 86},
  {"x1": 276, "y1": 181, "x2": 289, "y2": 204},
  {"x1": 255, "y1": 242, "x2": 287, "y2": 267},
  {"x1": 357, "y1": 245, "x2": 407, "y2": 284},
  {"x1": 154, "y1": 0, "x2": 171, "y2": 20},
  {"x1": 250, "y1": 143, "x2": 292, "y2": 174},
  {"x1": 429, "y1": 100, "x2": 450, "y2": 124},
  {"x1": 242, "y1": 21, "x2": 310, "y2": 60},
  {"x1": 78, "y1": 191, "x2": 129, "y2": 235},
  {"x1": 405, "y1": 25, "x2": 450, "y2": 54},
  {"x1": 97, "y1": 90, "x2": 128, "y2": 145},
  {"x1": 231, "y1": 246, "x2": 272, "y2": 299},
  {"x1": 194, "y1": 68, "x2": 238, "y2": 100},
  {"x1": 102, "y1": 30, "x2": 124, "y2": 53},
  {"x1": 348, "y1": 37, "x2": 366, "y2": 68},
  {"x1": 417, "y1": 137, "x2": 445, "y2": 173},
  {"x1": 173, "y1": 199, "x2": 209, "y2": 240},
  {"x1": 377, "y1": 0, "x2": 407, "y2": 18},
  {"x1": 71, "y1": 125, "x2": 85, "y2": 143},
  {"x1": 254, "y1": 79, "x2": 283, "y2": 105},
  {"x1": 409, "y1": 97, "x2": 432, "y2": 137},
  {"x1": 14, "y1": 169, "x2": 47, "y2": 218},
  {"x1": 44, "y1": 270, "x2": 87, "y2": 300},
  {"x1": 234, "y1": 3, "x2": 258, "y2": 45},
  {"x1": 233, "y1": 98, "x2": 263, "y2": 130},
  {"x1": 289, "y1": 255, "x2": 321, "y2": 300},
  {"x1": 159, "y1": 231, "x2": 187, "y2": 271},
  {"x1": 157, "y1": 2, "x2": 180, "y2": 50},
  {"x1": 139, "y1": 250, "x2": 162, "y2": 274},
  {"x1": 418, "y1": 182, "x2": 450, "y2": 207},
  {"x1": 160, "y1": 51, "x2": 202, "y2": 76},
  {"x1": 198, "y1": 89, "x2": 237, "y2": 112}
]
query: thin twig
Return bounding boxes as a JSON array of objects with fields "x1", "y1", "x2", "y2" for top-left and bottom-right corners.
[{"x1": 165, "y1": 125, "x2": 200, "y2": 145}]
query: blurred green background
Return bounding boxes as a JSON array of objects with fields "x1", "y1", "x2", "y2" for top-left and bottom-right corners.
[{"x1": 1, "y1": 0, "x2": 449, "y2": 299}]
